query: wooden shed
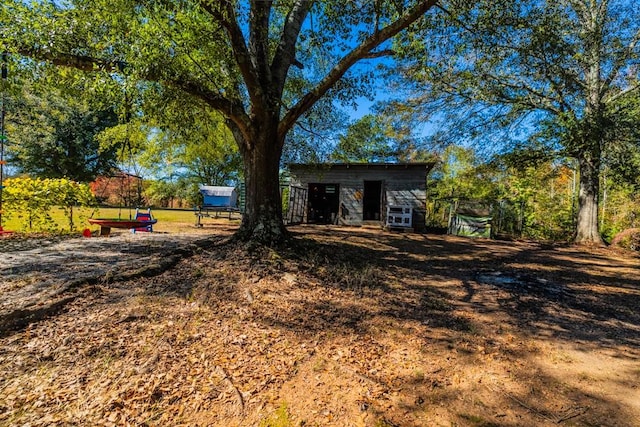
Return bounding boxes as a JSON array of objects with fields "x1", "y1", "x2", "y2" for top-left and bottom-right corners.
[{"x1": 287, "y1": 163, "x2": 434, "y2": 230}]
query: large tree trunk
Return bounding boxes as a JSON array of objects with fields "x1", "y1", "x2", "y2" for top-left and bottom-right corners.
[
  {"x1": 234, "y1": 121, "x2": 288, "y2": 245},
  {"x1": 572, "y1": 2, "x2": 606, "y2": 246},
  {"x1": 575, "y1": 152, "x2": 605, "y2": 245}
]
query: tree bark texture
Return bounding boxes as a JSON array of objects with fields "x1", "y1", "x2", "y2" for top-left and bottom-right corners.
[
  {"x1": 575, "y1": 152, "x2": 605, "y2": 245},
  {"x1": 234, "y1": 120, "x2": 288, "y2": 244},
  {"x1": 573, "y1": 1, "x2": 606, "y2": 246}
]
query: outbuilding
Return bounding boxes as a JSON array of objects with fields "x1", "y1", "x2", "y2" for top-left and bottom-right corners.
[
  {"x1": 199, "y1": 185, "x2": 238, "y2": 208},
  {"x1": 194, "y1": 185, "x2": 241, "y2": 226},
  {"x1": 287, "y1": 163, "x2": 434, "y2": 231},
  {"x1": 448, "y1": 204, "x2": 493, "y2": 238}
]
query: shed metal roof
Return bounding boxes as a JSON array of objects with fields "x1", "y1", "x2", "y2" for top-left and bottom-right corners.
[
  {"x1": 288, "y1": 162, "x2": 435, "y2": 172},
  {"x1": 198, "y1": 185, "x2": 236, "y2": 197}
]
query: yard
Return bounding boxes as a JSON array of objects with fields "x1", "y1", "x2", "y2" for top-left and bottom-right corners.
[
  {"x1": 1, "y1": 207, "x2": 231, "y2": 235},
  {"x1": 0, "y1": 224, "x2": 638, "y2": 426}
]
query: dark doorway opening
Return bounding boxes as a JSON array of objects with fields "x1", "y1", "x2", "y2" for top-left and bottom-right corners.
[
  {"x1": 363, "y1": 180, "x2": 383, "y2": 221},
  {"x1": 308, "y1": 183, "x2": 340, "y2": 224}
]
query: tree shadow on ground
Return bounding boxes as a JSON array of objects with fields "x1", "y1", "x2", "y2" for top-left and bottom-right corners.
[
  {"x1": 372, "y1": 230, "x2": 640, "y2": 353},
  {"x1": 107, "y1": 226, "x2": 638, "y2": 425},
  {"x1": 385, "y1": 362, "x2": 638, "y2": 427},
  {"x1": 142, "y1": 227, "x2": 640, "y2": 356}
]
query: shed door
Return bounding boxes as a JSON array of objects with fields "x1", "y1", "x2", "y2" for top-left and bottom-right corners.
[
  {"x1": 363, "y1": 180, "x2": 383, "y2": 221},
  {"x1": 286, "y1": 185, "x2": 307, "y2": 225},
  {"x1": 308, "y1": 183, "x2": 340, "y2": 224}
]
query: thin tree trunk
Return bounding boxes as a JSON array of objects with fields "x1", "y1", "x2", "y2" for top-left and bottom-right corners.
[
  {"x1": 575, "y1": 152, "x2": 604, "y2": 245},
  {"x1": 600, "y1": 167, "x2": 607, "y2": 231}
]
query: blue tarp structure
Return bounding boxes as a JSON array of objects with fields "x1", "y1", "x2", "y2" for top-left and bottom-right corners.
[{"x1": 199, "y1": 185, "x2": 238, "y2": 208}]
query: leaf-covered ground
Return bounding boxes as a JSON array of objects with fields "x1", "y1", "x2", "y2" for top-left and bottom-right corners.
[{"x1": 1, "y1": 225, "x2": 639, "y2": 426}]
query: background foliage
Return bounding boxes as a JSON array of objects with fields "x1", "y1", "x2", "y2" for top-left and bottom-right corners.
[
  {"x1": 3, "y1": 177, "x2": 96, "y2": 232},
  {"x1": 425, "y1": 144, "x2": 638, "y2": 242}
]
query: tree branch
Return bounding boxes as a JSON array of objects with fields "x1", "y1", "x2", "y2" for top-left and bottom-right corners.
[
  {"x1": 16, "y1": 48, "x2": 126, "y2": 73},
  {"x1": 435, "y1": 2, "x2": 476, "y2": 34},
  {"x1": 271, "y1": 0, "x2": 314, "y2": 98},
  {"x1": 250, "y1": 0, "x2": 273, "y2": 86},
  {"x1": 481, "y1": 72, "x2": 565, "y2": 115},
  {"x1": 364, "y1": 49, "x2": 395, "y2": 59},
  {"x1": 280, "y1": 0, "x2": 438, "y2": 137},
  {"x1": 199, "y1": 0, "x2": 264, "y2": 109},
  {"x1": 602, "y1": 28, "x2": 640, "y2": 96},
  {"x1": 168, "y1": 78, "x2": 253, "y2": 147},
  {"x1": 605, "y1": 82, "x2": 640, "y2": 104},
  {"x1": 295, "y1": 120, "x2": 329, "y2": 139},
  {"x1": 19, "y1": 43, "x2": 255, "y2": 148}
]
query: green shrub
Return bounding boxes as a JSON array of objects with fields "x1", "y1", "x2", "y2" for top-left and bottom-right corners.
[{"x1": 3, "y1": 176, "x2": 96, "y2": 232}]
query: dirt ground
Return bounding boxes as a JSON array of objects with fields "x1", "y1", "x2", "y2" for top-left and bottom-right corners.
[{"x1": 0, "y1": 224, "x2": 639, "y2": 426}]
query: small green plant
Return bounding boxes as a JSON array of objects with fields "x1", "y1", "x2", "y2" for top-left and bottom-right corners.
[
  {"x1": 375, "y1": 418, "x2": 397, "y2": 427},
  {"x1": 312, "y1": 357, "x2": 327, "y2": 372},
  {"x1": 259, "y1": 402, "x2": 290, "y2": 427}
]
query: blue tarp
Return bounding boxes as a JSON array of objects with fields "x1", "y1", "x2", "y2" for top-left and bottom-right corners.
[{"x1": 199, "y1": 185, "x2": 238, "y2": 208}]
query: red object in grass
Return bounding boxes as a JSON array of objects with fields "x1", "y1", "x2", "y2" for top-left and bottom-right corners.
[
  {"x1": 82, "y1": 228, "x2": 92, "y2": 238},
  {"x1": 87, "y1": 218, "x2": 157, "y2": 229},
  {"x1": 87, "y1": 218, "x2": 157, "y2": 236},
  {"x1": 0, "y1": 225, "x2": 13, "y2": 236}
]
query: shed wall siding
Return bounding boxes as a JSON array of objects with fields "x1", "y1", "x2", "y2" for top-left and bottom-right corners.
[
  {"x1": 340, "y1": 186, "x2": 362, "y2": 225},
  {"x1": 289, "y1": 166, "x2": 428, "y2": 230}
]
